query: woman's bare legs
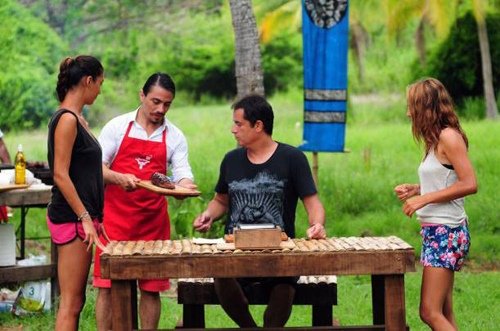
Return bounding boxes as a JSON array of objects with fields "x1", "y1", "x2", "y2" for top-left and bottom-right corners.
[
  {"x1": 420, "y1": 266, "x2": 457, "y2": 331},
  {"x1": 55, "y1": 239, "x2": 92, "y2": 331}
]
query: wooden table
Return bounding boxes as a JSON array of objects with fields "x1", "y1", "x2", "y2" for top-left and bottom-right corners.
[
  {"x1": 0, "y1": 184, "x2": 52, "y2": 259},
  {"x1": 0, "y1": 184, "x2": 57, "y2": 302},
  {"x1": 101, "y1": 236, "x2": 415, "y2": 331}
]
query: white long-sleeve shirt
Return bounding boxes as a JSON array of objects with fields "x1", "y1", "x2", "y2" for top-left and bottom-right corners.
[{"x1": 98, "y1": 109, "x2": 194, "y2": 182}]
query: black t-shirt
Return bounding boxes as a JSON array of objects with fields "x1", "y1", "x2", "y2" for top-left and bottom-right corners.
[
  {"x1": 215, "y1": 142, "x2": 317, "y2": 237},
  {"x1": 47, "y1": 109, "x2": 104, "y2": 223}
]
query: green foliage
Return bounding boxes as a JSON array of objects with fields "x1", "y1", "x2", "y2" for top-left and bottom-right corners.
[
  {"x1": 261, "y1": 32, "x2": 303, "y2": 94},
  {"x1": 100, "y1": 31, "x2": 139, "y2": 80},
  {"x1": 0, "y1": 0, "x2": 67, "y2": 131},
  {"x1": 460, "y1": 96, "x2": 488, "y2": 120},
  {"x1": 1, "y1": 1, "x2": 498, "y2": 131},
  {"x1": 347, "y1": 21, "x2": 417, "y2": 94},
  {"x1": 416, "y1": 12, "x2": 500, "y2": 109}
]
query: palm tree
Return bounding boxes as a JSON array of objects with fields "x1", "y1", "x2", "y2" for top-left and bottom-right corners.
[
  {"x1": 384, "y1": 0, "x2": 457, "y2": 65},
  {"x1": 472, "y1": 0, "x2": 498, "y2": 119},
  {"x1": 229, "y1": 0, "x2": 265, "y2": 99},
  {"x1": 385, "y1": 0, "x2": 497, "y2": 118}
]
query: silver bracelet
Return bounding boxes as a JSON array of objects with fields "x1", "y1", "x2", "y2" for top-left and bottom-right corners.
[{"x1": 77, "y1": 210, "x2": 90, "y2": 222}]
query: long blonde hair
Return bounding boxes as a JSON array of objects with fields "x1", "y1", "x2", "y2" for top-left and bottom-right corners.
[{"x1": 406, "y1": 77, "x2": 468, "y2": 154}]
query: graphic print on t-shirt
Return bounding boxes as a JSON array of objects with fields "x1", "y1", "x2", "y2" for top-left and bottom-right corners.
[{"x1": 227, "y1": 171, "x2": 285, "y2": 233}]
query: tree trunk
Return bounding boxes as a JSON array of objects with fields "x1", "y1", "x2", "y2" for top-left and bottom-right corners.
[
  {"x1": 476, "y1": 19, "x2": 498, "y2": 119},
  {"x1": 415, "y1": 19, "x2": 426, "y2": 66},
  {"x1": 349, "y1": 22, "x2": 367, "y2": 83},
  {"x1": 229, "y1": 0, "x2": 265, "y2": 99}
]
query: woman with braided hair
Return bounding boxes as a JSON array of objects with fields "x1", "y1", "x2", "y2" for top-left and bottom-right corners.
[{"x1": 47, "y1": 55, "x2": 105, "y2": 330}]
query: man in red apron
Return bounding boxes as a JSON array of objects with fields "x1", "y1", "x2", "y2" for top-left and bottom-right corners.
[{"x1": 93, "y1": 73, "x2": 196, "y2": 331}]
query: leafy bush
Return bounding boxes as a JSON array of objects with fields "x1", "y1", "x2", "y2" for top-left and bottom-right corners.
[
  {"x1": 415, "y1": 12, "x2": 500, "y2": 111},
  {"x1": 0, "y1": 0, "x2": 67, "y2": 131},
  {"x1": 261, "y1": 33, "x2": 303, "y2": 95},
  {"x1": 460, "y1": 97, "x2": 487, "y2": 120}
]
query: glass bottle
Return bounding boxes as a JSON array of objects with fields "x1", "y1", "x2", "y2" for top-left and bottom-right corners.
[{"x1": 14, "y1": 144, "x2": 26, "y2": 185}]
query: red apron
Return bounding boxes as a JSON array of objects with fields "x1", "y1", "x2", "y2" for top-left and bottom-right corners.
[
  {"x1": 94, "y1": 121, "x2": 171, "y2": 289},
  {"x1": 103, "y1": 121, "x2": 170, "y2": 240}
]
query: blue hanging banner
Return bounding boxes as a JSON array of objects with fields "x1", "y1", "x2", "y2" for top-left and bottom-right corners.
[{"x1": 300, "y1": 0, "x2": 349, "y2": 152}]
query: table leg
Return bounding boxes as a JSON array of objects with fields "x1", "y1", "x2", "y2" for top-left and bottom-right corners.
[
  {"x1": 371, "y1": 275, "x2": 385, "y2": 325},
  {"x1": 384, "y1": 275, "x2": 406, "y2": 331},
  {"x1": 20, "y1": 206, "x2": 27, "y2": 259},
  {"x1": 111, "y1": 280, "x2": 138, "y2": 331}
]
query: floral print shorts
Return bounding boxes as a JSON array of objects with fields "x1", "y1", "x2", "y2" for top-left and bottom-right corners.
[{"x1": 420, "y1": 222, "x2": 470, "y2": 271}]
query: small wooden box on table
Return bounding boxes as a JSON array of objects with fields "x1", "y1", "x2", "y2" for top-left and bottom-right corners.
[{"x1": 101, "y1": 236, "x2": 415, "y2": 331}]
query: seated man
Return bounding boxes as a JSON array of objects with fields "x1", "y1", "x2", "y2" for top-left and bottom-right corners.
[{"x1": 193, "y1": 94, "x2": 326, "y2": 327}]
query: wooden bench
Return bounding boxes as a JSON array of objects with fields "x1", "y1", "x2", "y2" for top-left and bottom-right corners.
[{"x1": 177, "y1": 276, "x2": 337, "y2": 328}]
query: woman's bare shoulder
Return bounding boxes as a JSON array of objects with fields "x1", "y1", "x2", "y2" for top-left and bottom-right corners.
[
  {"x1": 438, "y1": 128, "x2": 467, "y2": 154},
  {"x1": 439, "y1": 127, "x2": 463, "y2": 142}
]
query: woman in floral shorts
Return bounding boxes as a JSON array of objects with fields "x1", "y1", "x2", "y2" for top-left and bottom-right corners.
[
  {"x1": 394, "y1": 78, "x2": 477, "y2": 330},
  {"x1": 420, "y1": 222, "x2": 470, "y2": 271}
]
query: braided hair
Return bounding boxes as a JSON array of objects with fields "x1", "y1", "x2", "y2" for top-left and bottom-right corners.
[{"x1": 56, "y1": 55, "x2": 103, "y2": 102}]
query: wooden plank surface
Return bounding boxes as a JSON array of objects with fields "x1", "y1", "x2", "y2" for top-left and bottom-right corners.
[
  {"x1": 136, "y1": 180, "x2": 200, "y2": 197},
  {"x1": 0, "y1": 264, "x2": 56, "y2": 283},
  {"x1": 0, "y1": 184, "x2": 51, "y2": 206},
  {"x1": 102, "y1": 250, "x2": 414, "y2": 279},
  {"x1": 103, "y1": 237, "x2": 414, "y2": 256},
  {"x1": 0, "y1": 183, "x2": 29, "y2": 193}
]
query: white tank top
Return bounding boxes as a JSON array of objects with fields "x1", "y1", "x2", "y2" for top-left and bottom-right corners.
[{"x1": 416, "y1": 149, "x2": 467, "y2": 227}]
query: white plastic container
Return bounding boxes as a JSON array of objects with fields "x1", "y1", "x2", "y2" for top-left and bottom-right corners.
[{"x1": 0, "y1": 223, "x2": 16, "y2": 266}]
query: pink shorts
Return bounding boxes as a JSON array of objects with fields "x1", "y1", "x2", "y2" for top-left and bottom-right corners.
[{"x1": 46, "y1": 214, "x2": 101, "y2": 245}]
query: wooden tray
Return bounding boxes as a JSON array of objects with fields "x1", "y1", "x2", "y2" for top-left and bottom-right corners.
[
  {"x1": 136, "y1": 180, "x2": 201, "y2": 197},
  {"x1": 0, "y1": 184, "x2": 30, "y2": 193}
]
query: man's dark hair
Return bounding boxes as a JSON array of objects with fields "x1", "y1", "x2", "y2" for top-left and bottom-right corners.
[
  {"x1": 232, "y1": 94, "x2": 274, "y2": 135},
  {"x1": 143, "y1": 72, "x2": 176, "y2": 96}
]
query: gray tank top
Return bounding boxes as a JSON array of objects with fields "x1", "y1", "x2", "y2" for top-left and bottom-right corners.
[{"x1": 416, "y1": 149, "x2": 467, "y2": 227}]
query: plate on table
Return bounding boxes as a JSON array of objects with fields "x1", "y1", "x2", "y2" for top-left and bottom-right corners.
[{"x1": 136, "y1": 180, "x2": 201, "y2": 197}]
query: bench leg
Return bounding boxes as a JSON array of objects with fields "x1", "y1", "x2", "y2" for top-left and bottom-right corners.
[
  {"x1": 312, "y1": 305, "x2": 332, "y2": 326},
  {"x1": 183, "y1": 304, "x2": 205, "y2": 328}
]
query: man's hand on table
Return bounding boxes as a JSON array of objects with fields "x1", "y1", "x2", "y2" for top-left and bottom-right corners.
[
  {"x1": 307, "y1": 223, "x2": 326, "y2": 239},
  {"x1": 193, "y1": 211, "x2": 213, "y2": 232}
]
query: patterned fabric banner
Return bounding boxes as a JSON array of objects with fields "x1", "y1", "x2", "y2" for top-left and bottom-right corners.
[{"x1": 300, "y1": 0, "x2": 349, "y2": 152}]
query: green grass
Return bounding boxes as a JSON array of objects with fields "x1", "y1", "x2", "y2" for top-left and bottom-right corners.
[
  {"x1": 1, "y1": 92, "x2": 498, "y2": 329},
  {"x1": 1, "y1": 270, "x2": 498, "y2": 330}
]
